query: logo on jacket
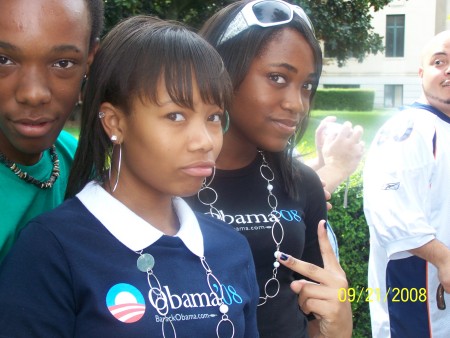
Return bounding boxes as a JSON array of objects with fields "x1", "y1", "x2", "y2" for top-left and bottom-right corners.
[{"x1": 106, "y1": 283, "x2": 146, "y2": 323}]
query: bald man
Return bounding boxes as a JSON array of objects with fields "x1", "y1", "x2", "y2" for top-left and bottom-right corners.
[{"x1": 364, "y1": 31, "x2": 450, "y2": 338}]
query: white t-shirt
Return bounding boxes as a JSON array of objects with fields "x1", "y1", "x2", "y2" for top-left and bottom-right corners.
[{"x1": 364, "y1": 103, "x2": 450, "y2": 338}]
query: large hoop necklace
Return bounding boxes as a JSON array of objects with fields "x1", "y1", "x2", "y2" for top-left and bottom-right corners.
[
  {"x1": 198, "y1": 150, "x2": 284, "y2": 306},
  {"x1": 135, "y1": 251, "x2": 235, "y2": 337},
  {"x1": 0, "y1": 145, "x2": 60, "y2": 189}
]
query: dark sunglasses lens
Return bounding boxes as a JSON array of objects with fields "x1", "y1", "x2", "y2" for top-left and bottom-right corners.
[{"x1": 252, "y1": 1, "x2": 291, "y2": 24}]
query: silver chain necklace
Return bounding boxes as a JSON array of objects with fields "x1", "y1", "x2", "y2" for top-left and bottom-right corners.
[
  {"x1": 198, "y1": 150, "x2": 284, "y2": 306},
  {"x1": 135, "y1": 250, "x2": 234, "y2": 338}
]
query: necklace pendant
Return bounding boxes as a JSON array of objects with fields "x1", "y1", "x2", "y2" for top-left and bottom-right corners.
[{"x1": 137, "y1": 253, "x2": 155, "y2": 272}]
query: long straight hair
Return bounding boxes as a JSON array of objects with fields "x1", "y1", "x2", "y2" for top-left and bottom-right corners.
[
  {"x1": 200, "y1": 1, "x2": 323, "y2": 200},
  {"x1": 65, "y1": 16, "x2": 232, "y2": 198}
]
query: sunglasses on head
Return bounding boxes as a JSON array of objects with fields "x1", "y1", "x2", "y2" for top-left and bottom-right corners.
[{"x1": 218, "y1": 0, "x2": 315, "y2": 46}]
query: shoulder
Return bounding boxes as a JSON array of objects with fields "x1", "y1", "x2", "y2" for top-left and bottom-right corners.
[
  {"x1": 376, "y1": 107, "x2": 438, "y2": 146},
  {"x1": 55, "y1": 130, "x2": 78, "y2": 159},
  {"x1": 294, "y1": 160, "x2": 323, "y2": 189},
  {"x1": 26, "y1": 197, "x2": 91, "y2": 234}
]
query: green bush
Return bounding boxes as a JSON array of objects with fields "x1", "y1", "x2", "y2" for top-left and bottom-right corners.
[
  {"x1": 313, "y1": 89, "x2": 375, "y2": 111},
  {"x1": 328, "y1": 169, "x2": 371, "y2": 338}
]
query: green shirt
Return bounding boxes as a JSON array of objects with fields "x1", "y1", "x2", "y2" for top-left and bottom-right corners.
[{"x1": 0, "y1": 131, "x2": 77, "y2": 262}]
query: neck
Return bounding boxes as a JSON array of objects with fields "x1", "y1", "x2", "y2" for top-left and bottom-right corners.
[
  {"x1": 0, "y1": 133, "x2": 43, "y2": 165},
  {"x1": 104, "y1": 182, "x2": 180, "y2": 236},
  {"x1": 216, "y1": 128, "x2": 258, "y2": 170}
]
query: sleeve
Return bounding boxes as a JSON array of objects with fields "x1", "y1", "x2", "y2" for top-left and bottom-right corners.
[
  {"x1": 363, "y1": 115, "x2": 436, "y2": 259},
  {"x1": 0, "y1": 221, "x2": 75, "y2": 338},
  {"x1": 299, "y1": 164, "x2": 327, "y2": 269}
]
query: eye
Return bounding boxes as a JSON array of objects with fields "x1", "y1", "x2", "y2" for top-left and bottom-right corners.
[
  {"x1": 434, "y1": 58, "x2": 447, "y2": 66},
  {"x1": 208, "y1": 112, "x2": 223, "y2": 123},
  {"x1": 167, "y1": 112, "x2": 185, "y2": 122},
  {"x1": 53, "y1": 60, "x2": 75, "y2": 69},
  {"x1": 0, "y1": 55, "x2": 14, "y2": 66},
  {"x1": 269, "y1": 73, "x2": 287, "y2": 84},
  {"x1": 303, "y1": 82, "x2": 313, "y2": 91}
]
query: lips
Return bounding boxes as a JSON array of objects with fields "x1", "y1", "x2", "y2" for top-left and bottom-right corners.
[
  {"x1": 271, "y1": 118, "x2": 299, "y2": 135},
  {"x1": 12, "y1": 117, "x2": 56, "y2": 138},
  {"x1": 181, "y1": 161, "x2": 215, "y2": 177}
]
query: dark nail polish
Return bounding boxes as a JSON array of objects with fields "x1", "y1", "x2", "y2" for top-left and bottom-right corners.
[{"x1": 280, "y1": 253, "x2": 288, "y2": 261}]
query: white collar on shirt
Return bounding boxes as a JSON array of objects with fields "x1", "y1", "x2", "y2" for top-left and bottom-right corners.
[{"x1": 76, "y1": 181, "x2": 204, "y2": 257}]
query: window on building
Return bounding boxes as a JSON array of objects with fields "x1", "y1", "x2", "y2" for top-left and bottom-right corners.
[
  {"x1": 385, "y1": 15, "x2": 405, "y2": 57},
  {"x1": 384, "y1": 85, "x2": 403, "y2": 107}
]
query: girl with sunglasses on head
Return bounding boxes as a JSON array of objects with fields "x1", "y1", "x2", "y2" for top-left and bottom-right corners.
[
  {"x1": 0, "y1": 16, "x2": 259, "y2": 337},
  {"x1": 185, "y1": 1, "x2": 352, "y2": 337}
]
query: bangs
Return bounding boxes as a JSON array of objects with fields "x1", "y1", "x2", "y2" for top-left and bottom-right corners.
[{"x1": 131, "y1": 25, "x2": 232, "y2": 111}]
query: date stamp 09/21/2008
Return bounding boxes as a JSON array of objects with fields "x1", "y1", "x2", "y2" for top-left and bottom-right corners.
[{"x1": 338, "y1": 287, "x2": 427, "y2": 303}]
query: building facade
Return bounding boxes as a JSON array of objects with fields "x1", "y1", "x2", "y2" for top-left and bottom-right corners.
[{"x1": 320, "y1": 0, "x2": 450, "y2": 109}]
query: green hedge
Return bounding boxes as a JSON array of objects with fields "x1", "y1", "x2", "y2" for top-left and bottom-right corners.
[
  {"x1": 328, "y1": 170, "x2": 371, "y2": 338},
  {"x1": 313, "y1": 89, "x2": 374, "y2": 111}
]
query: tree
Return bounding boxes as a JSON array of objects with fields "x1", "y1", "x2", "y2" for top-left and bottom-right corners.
[
  {"x1": 103, "y1": 0, "x2": 233, "y2": 33},
  {"x1": 103, "y1": 0, "x2": 393, "y2": 66},
  {"x1": 298, "y1": 0, "x2": 393, "y2": 66}
]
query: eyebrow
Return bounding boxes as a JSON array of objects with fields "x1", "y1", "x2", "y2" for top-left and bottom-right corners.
[
  {"x1": 432, "y1": 52, "x2": 447, "y2": 57},
  {"x1": 269, "y1": 62, "x2": 298, "y2": 73},
  {"x1": 0, "y1": 41, "x2": 82, "y2": 54},
  {"x1": 52, "y1": 45, "x2": 83, "y2": 54},
  {"x1": 0, "y1": 41, "x2": 19, "y2": 51},
  {"x1": 270, "y1": 62, "x2": 317, "y2": 78}
]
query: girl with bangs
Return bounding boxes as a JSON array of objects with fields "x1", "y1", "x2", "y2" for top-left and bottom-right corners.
[{"x1": 0, "y1": 16, "x2": 258, "y2": 338}]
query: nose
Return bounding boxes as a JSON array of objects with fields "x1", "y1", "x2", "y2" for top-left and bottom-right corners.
[
  {"x1": 187, "y1": 122, "x2": 215, "y2": 153},
  {"x1": 15, "y1": 67, "x2": 51, "y2": 107},
  {"x1": 281, "y1": 86, "x2": 307, "y2": 117}
]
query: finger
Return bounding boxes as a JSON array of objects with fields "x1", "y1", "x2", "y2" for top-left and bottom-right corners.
[
  {"x1": 316, "y1": 116, "x2": 337, "y2": 136},
  {"x1": 277, "y1": 250, "x2": 338, "y2": 286},
  {"x1": 324, "y1": 187, "x2": 331, "y2": 201},
  {"x1": 350, "y1": 125, "x2": 364, "y2": 142},
  {"x1": 318, "y1": 220, "x2": 343, "y2": 272},
  {"x1": 334, "y1": 122, "x2": 352, "y2": 140}
]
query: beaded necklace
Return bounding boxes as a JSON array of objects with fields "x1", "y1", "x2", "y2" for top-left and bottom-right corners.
[
  {"x1": 198, "y1": 150, "x2": 284, "y2": 306},
  {"x1": 0, "y1": 145, "x2": 60, "y2": 189},
  {"x1": 135, "y1": 250, "x2": 235, "y2": 337}
]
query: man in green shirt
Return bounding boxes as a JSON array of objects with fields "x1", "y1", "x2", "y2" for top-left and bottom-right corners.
[{"x1": 0, "y1": 0, "x2": 104, "y2": 262}]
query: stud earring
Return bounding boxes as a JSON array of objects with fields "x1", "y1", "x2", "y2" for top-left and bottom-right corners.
[
  {"x1": 98, "y1": 111, "x2": 105, "y2": 119},
  {"x1": 111, "y1": 135, "x2": 118, "y2": 142}
]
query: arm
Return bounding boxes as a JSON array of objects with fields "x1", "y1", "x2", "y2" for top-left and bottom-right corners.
[
  {"x1": 410, "y1": 239, "x2": 450, "y2": 292},
  {"x1": 363, "y1": 113, "x2": 437, "y2": 258}
]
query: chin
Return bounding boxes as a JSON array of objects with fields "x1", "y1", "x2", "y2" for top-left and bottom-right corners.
[
  {"x1": 176, "y1": 183, "x2": 204, "y2": 198},
  {"x1": 258, "y1": 139, "x2": 289, "y2": 153}
]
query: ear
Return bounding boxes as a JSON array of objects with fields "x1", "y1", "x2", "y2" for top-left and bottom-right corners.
[
  {"x1": 99, "y1": 102, "x2": 126, "y2": 144},
  {"x1": 418, "y1": 66, "x2": 424, "y2": 79}
]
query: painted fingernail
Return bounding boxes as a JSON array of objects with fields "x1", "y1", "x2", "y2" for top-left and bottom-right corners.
[{"x1": 280, "y1": 253, "x2": 289, "y2": 261}]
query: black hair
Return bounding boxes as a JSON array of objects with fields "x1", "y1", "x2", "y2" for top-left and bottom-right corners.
[
  {"x1": 83, "y1": 0, "x2": 104, "y2": 50},
  {"x1": 65, "y1": 16, "x2": 232, "y2": 198},
  {"x1": 199, "y1": 0, "x2": 323, "y2": 200}
]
